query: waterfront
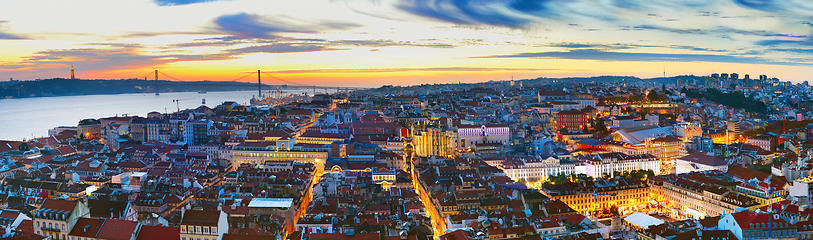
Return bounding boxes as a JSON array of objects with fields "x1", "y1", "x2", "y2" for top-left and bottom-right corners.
[{"x1": 0, "y1": 90, "x2": 327, "y2": 140}]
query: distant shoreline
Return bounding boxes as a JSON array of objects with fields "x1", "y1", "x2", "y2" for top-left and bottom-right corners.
[{"x1": 0, "y1": 78, "x2": 283, "y2": 99}]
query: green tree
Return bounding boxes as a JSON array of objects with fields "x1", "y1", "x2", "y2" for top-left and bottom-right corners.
[
  {"x1": 582, "y1": 124, "x2": 590, "y2": 134},
  {"x1": 595, "y1": 118, "x2": 607, "y2": 133}
]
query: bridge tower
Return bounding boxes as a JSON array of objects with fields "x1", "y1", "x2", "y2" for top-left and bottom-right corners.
[{"x1": 258, "y1": 70, "x2": 262, "y2": 99}]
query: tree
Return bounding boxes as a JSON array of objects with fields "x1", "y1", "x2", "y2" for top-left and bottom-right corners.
[
  {"x1": 559, "y1": 127, "x2": 568, "y2": 134},
  {"x1": 595, "y1": 118, "x2": 607, "y2": 133},
  {"x1": 582, "y1": 124, "x2": 590, "y2": 134}
]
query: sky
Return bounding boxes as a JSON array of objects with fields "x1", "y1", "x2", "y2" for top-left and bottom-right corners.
[{"x1": 0, "y1": 0, "x2": 812, "y2": 87}]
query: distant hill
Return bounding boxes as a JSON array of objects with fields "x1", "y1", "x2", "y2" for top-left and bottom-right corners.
[
  {"x1": 0, "y1": 78, "x2": 276, "y2": 98},
  {"x1": 522, "y1": 75, "x2": 705, "y2": 85}
]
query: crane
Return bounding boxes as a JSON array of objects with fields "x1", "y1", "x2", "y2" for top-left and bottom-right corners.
[{"x1": 172, "y1": 98, "x2": 194, "y2": 112}]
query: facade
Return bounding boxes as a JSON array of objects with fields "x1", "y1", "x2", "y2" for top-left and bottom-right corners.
[
  {"x1": 34, "y1": 199, "x2": 91, "y2": 240},
  {"x1": 455, "y1": 123, "x2": 510, "y2": 148},
  {"x1": 672, "y1": 122, "x2": 703, "y2": 142},
  {"x1": 718, "y1": 210, "x2": 796, "y2": 240},
  {"x1": 654, "y1": 173, "x2": 760, "y2": 219},
  {"x1": 747, "y1": 135, "x2": 774, "y2": 152},
  {"x1": 412, "y1": 127, "x2": 457, "y2": 157},
  {"x1": 230, "y1": 143, "x2": 327, "y2": 165},
  {"x1": 579, "y1": 153, "x2": 661, "y2": 178},
  {"x1": 180, "y1": 209, "x2": 229, "y2": 240},
  {"x1": 184, "y1": 120, "x2": 210, "y2": 145},
  {"x1": 542, "y1": 178, "x2": 650, "y2": 216},
  {"x1": 499, "y1": 156, "x2": 576, "y2": 183},
  {"x1": 556, "y1": 109, "x2": 588, "y2": 132},
  {"x1": 584, "y1": 136, "x2": 684, "y2": 175}
]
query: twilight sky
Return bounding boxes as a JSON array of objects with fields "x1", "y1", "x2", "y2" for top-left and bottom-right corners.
[{"x1": 1, "y1": 0, "x2": 812, "y2": 87}]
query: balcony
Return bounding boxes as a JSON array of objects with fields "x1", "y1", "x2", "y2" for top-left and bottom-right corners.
[{"x1": 41, "y1": 226, "x2": 61, "y2": 232}]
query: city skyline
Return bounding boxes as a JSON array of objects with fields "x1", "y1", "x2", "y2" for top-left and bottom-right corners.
[{"x1": 1, "y1": 0, "x2": 813, "y2": 87}]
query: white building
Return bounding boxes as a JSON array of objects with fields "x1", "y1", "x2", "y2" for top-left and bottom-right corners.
[
  {"x1": 455, "y1": 123, "x2": 510, "y2": 149},
  {"x1": 498, "y1": 156, "x2": 575, "y2": 184},
  {"x1": 578, "y1": 153, "x2": 661, "y2": 178}
]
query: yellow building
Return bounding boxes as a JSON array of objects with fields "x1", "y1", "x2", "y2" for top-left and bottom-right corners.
[
  {"x1": 652, "y1": 174, "x2": 760, "y2": 219},
  {"x1": 541, "y1": 179, "x2": 650, "y2": 217},
  {"x1": 412, "y1": 126, "x2": 457, "y2": 158}
]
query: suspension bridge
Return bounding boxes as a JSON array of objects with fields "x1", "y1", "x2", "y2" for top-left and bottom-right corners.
[{"x1": 139, "y1": 70, "x2": 370, "y2": 97}]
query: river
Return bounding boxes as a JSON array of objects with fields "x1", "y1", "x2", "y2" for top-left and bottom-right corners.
[{"x1": 0, "y1": 90, "x2": 331, "y2": 141}]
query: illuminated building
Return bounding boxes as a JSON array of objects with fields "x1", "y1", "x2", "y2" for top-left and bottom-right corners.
[
  {"x1": 454, "y1": 123, "x2": 510, "y2": 149},
  {"x1": 672, "y1": 122, "x2": 702, "y2": 142},
  {"x1": 231, "y1": 142, "x2": 327, "y2": 166},
  {"x1": 652, "y1": 172, "x2": 760, "y2": 219},
  {"x1": 577, "y1": 135, "x2": 684, "y2": 175},
  {"x1": 412, "y1": 126, "x2": 457, "y2": 157},
  {"x1": 541, "y1": 178, "x2": 651, "y2": 216},
  {"x1": 578, "y1": 152, "x2": 661, "y2": 178},
  {"x1": 499, "y1": 156, "x2": 575, "y2": 183},
  {"x1": 556, "y1": 109, "x2": 588, "y2": 132}
]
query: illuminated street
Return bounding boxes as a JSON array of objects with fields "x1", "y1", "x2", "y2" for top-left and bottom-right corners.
[{"x1": 410, "y1": 159, "x2": 446, "y2": 238}]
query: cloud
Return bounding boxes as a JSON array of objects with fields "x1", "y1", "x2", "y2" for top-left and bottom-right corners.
[
  {"x1": 474, "y1": 49, "x2": 806, "y2": 66},
  {"x1": 755, "y1": 38, "x2": 813, "y2": 46},
  {"x1": 223, "y1": 43, "x2": 342, "y2": 55},
  {"x1": 1, "y1": 47, "x2": 231, "y2": 73},
  {"x1": 153, "y1": 0, "x2": 226, "y2": 6},
  {"x1": 265, "y1": 67, "x2": 557, "y2": 74},
  {"x1": 731, "y1": 0, "x2": 813, "y2": 16},
  {"x1": 330, "y1": 39, "x2": 455, "y2": 48},
  {"x1": 395, "y1": 0, "x2": 539, "y2": 28},
  {"x1": 544, "y1": 42, "x2": 729, "y2": 52},
  {"x1": 212, "y1": 13, "x2": 362, "y2": 39},
  {"x1": 0, "y1": 20, "x2": 26, "y2": 40}
]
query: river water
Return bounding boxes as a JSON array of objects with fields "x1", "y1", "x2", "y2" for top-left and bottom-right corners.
[{"x1": 0, "y1": 90, "x2": 329, "y2": 141}]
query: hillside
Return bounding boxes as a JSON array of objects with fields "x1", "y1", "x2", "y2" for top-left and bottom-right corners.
[{"x1": 1, "y1": 78, "x2": 275, "y2": 98}]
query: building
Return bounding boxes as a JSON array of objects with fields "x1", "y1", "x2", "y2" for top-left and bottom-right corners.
[
  {"x1": 499, "y1": 156, "x2": 575, "y2": 184},
  {"x1": 673, "y1": 122, "x2": 703, "y2": 142},
  {"x1": 653, "y1": 172, "x2": 760, "y2": 219},
  {"x1": 454, "y1": 123, "x2": 510, "y2": 149},
  {"x1": 230, "y1": 142, "x2": 327, "y2": 165},
  {"x1": 579, "y1": 131, "x2": 684, "y2": 175},
  {"x1": 180, "y1": 209, "x2": 229, "y2": 240},
  {"x1": 747, "y1": 135, "x2": 775, "y2": 152},
  {"x1": 412, "y1": 126, "x2": 457, "y2": 157},
  {"x1": 718, "y1": 210, "x2": 796, "y2": 240},
  {"x1": 538, "y1": 90, "x2": 569, "y2": 102},
  {"x1": 184, "y1": 119, "x2": 210, "y2": 145},
  {"x1": 247, "y1": 198, "x2": 295, "y2": 236},
  {"x1": 579, "y1": 153, "x2": 661, "y2": 178},
  {"x1": 676, "y1": 153, "x2": 729, "y2": 174},
  {"x1": 542, "y1": 178, "x2": 651, "y2": 216},
  {"x1": 67, "y1": 218, "x2": 139, "y2": 240},
  {"x1": 34, "y1": 199, "x2": 91, "y2": 240},
  {"x1": 556, "y1": 109, "x2": 588, "y2": 132}
]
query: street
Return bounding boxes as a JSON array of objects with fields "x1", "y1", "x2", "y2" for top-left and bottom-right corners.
[{"x1": 410, "y1": 160, "x2": 446, "y2": 239}]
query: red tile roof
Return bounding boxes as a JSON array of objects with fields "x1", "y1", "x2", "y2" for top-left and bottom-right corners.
[
  {"x1": 96, "y1": 219, "x2": 138, "y2": 240},
  {"x1": 40, "y1": 199, "x2": 79, "y2": 212},
  {"x1": 137, "y1": 225, "x2": 180, "y2": 240}
]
